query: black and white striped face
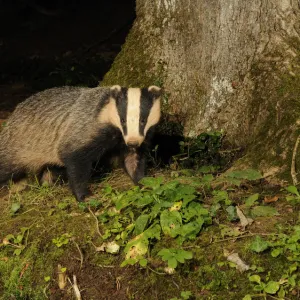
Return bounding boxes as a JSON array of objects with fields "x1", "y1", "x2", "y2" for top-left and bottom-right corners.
[{"x1": 110, "y1": 85, "x2": 161, "y2": 148}]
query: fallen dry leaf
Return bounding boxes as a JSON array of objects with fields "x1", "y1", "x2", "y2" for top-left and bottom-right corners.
[
  {"x1": 224, "y1": 250, "x2": 250, "y2": 273},
  {"x1": 0, "y1": 257, "x2": 8, "y2": 262},
  {"x1": 264, "y1": 195, "x2": 279, "y2": 203},
  {"x1": 96, "y1": 241, "x2": 120, "y2": 254},
  {"x1": 236, "y1": 207, "x2": 253, "y2": 229}
]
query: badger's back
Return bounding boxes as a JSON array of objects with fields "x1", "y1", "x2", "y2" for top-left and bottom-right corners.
[{"x1": 0, "y1": 86, "x2": 108, "y2": 172}]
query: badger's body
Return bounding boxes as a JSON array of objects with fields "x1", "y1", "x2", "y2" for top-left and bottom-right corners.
[{"x1": 0, "y1": 85, "x2": 161, "y2": 201}]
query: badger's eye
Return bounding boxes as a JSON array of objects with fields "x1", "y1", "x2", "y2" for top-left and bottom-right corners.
[
  {"x1": 121, "y1": 118, "x2": 125, "y2": 124},
  {"x1": 140, "y1": 119, "x2": 146, "y2": 125}
]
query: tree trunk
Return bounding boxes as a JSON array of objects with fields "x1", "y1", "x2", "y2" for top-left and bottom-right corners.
[{"x1": 102, "y1": 0, "x2": 300, "y2": 181}]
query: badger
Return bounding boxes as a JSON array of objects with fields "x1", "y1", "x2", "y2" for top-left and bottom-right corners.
[{"x1": 0, "y1": 85, "x2": 161, "y2": 202}]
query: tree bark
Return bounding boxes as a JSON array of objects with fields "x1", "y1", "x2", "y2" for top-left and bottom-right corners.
[{"x1": 102, "y1": 0, "x2": 300, "y2": 180}]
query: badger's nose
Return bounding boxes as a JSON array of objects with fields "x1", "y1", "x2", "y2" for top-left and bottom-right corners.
[{"x1": 127, "y1": 141, "x2": 139, "y2": 149}]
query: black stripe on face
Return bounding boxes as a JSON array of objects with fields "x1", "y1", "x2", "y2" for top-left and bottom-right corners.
[
  {"x1": 114, "y1": 87, "x2": 128, "y2": 135},
  {"x1": 139, "y1": 88, "x2": 155, "y2": 136}
]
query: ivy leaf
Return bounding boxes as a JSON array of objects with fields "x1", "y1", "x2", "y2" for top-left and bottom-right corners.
[
  {"x1": 140, "y1": 177, "x2": 163, "y2": 190},
  {"x1": 242, "y1": 295, "x2": 252, "y2": 300},
  {"x1": 251, "y1": 206, "x2": 278, "y2": 217},
  {"x1": 285, "y1": 185, "x2": 300, "y2": 197},
  {"x1": 250, "y1": 236, "x2": 269, "y2": 253},
  {"x1": 160, "y1": 210, "x2": 182, "y2": 237},
  {"x1": 245, "y1": 193, "x2": 259, "y2": 207},
  {"x1": 226, "y1": 169, "x2": 262, "y2": 180},
  {"x1": 264, "y1": 281, "x2": 280, "y2": 294},
  {"x1": 124, "y1": 236, "x2": 149, "y2": 260},
  {"x1": 134, "y1": 214, "x2": 149, "y2": 235},
  {"x1": 134, "y1": 193, "x2": 155, "y2": 207}
]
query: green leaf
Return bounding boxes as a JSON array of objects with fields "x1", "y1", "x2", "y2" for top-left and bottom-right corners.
[
  {"x1": 14, "y1": 248, "x2": 22, "y2": 256},
  {"x1": 251, "y1": 206, "x2": 279, "y2": 217},
  {"x1": 168, "y1": 257, "x2": 178, "y2": 268},
  {"x1": 140, "y1": 177, "x2": 163, "y2": 190},
  {"x1": 124, "y1": 236, "x2": 149, "y2": 260},
  {"x1": 286, "y1": 185, "x2": 300, "y2": 196},
  {"x1": 120, "y1": 258, "x2": 138, "y2": 267},
  {"x1": 264, "y1": 281, "x2": 280, "y2": 294},
  {"x1": 249, "y1": 274, "x2": 261, "y2": 284},
  {"x1": 157, "y1": 248, "x2": 192, "y2": 269},
  {"x1": 11, "y1": 203, "x2": 21, "y2": 214},
  {"x1": 181, "y1": 202, "x2": 209, "y2": 222},
  {"x1": 177, "y1": 249, "x2": 193, "y2": 260},
  {"x1": 245, "y1": 193, "x2": 259, "y2": 207},
  {"x1": 134, "y1": 214, "x2": 149, "y2": 235},
  {"x1": 142, "y1": 223, "x2": 161, "y2": 240},
  {"x1": 176, "y1": 218, "x2": 204, "y2": 240},
  {"x1": 226, "y1": 169, "x2": 262, "y2": 180},
  {"x1": 133, "y1": 193, "x2": 155, "y2": 207},
  {"x1": 226, "y1": 206, "x2": 238, "y2": 221},
  {"x1": 160, "y1": 210, "x2": 182, "y2": 237},
  {"x1": 250, "y1": 236, "x2": 269, "y2": 253},
  {"x1": 242, "y1": 295, "x2": 252, "y2": 300},
  {"x1": 139, "y1": 258, "x2": 148, "y2": 267},
  {"x1": 271, "y1": 248, "x2": 282, "y2": 257},
  {"x1": 212, "y1": 190, "x2": 231, "y2": 205},
  {"x1": 180, "y1": 290, "x2": 192, "y2": 300},
  {"x1": 44, "y1": 276, "x2": 51, "y2": 282},
  {"x1": 278, "y1": 286, "x2": 285, "y2": 298}
]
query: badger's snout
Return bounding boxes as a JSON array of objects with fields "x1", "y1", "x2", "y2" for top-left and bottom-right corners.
[
  {"x1": 125, "y1": 136, "x2": 144, "y2": 148},
  {"x1": 127, "y1": 141, "x2": 140, "y2": 148}
]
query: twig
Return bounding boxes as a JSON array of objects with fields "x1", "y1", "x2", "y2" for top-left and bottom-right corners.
[
  {"x1": 72, "y1": 239, "x2": 84, "y2": 269},
  {"x1": 147, "y1": 266, "x2": 166, "y2": 275},
  {"x1": 172, "y1": 279, "x2": 180, "y2": 289},
  {"x1": 68, "y1": 275, "x2": 82, "y2": 300},
  {"x1": 116, "y1": 276, "x2": 121, "y2": 290},
  {"x1": 57, "y1": 264, "x2": 67, "y2": 290},
  {"x1": 43, "y1": 283, "x2": 50, "y2": 299},
  {"x1": 291, "y1": 134, "x2": 300, "y2": 185},
  {"x1": 88, "y1": 206, "x2": 103, "y2": 238}
]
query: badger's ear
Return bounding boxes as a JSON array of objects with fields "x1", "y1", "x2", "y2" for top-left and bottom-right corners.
[
  {"x1": 110, "y1": 85, "x2": 122, "y2": 98},
  {"x1": 148, "y1": 85, "x2": 162, "y2": 98}
]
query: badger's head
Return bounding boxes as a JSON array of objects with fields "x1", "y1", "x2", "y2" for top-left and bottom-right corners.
[{"x1": 105, "y1": 85, "x2": 161, "y2": 148}]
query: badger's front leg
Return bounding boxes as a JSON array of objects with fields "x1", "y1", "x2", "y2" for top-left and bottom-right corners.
[
  {"x1": 124, "y1": 148, "x2": 146, "y2": 185},
  {"x1": 63, "y1": 156, "x2": 93, "y2": 202}
]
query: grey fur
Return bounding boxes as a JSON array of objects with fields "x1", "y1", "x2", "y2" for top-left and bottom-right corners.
[
  {"x1": 0, "y1": 85, "x2": 161, "y2": 201},
  {"x1": 0, "y1": 86, "x2": 109, "y2": 175}
]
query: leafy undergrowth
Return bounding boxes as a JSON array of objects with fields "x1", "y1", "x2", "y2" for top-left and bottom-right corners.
[{"x1": 0, "y1": 168, "x2": 299, "y2": 300}]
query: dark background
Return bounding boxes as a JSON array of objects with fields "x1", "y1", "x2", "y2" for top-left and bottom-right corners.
[{"x1": 0, "y1": 0, "x2": 135, "y2": 115}]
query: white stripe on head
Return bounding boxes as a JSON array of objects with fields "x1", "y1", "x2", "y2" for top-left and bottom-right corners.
[
  {"x1": 98, "y1": 98, "x2": 124, "y2": 135},
  {"x1": 144, "y1": 98, "x2": 161, "y2": 135},
  {"x1": 125, "y1": 88, "x2": 143, "y2": 146}
]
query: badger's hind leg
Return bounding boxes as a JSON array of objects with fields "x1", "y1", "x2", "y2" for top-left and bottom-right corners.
[
  {"x1": 0, "y1": 160, "x2": 27, "y2": 194},
  {"x1": 0, "y1": 161, "x2": 26, "y2": 185},
  {"x1": 38, "y1": 166, "x2": 66, "y2": 186}
]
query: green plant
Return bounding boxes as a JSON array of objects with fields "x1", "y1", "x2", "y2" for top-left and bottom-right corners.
[
  {"x1": 52, "y1": 233, "x2": 72, "y2": 248},
  {"x1": 157, "y1": 248, "x2": 193, "y2": 269},
  {"x1": 1, "y1": 227, "x2": 29, "y2": 256}
]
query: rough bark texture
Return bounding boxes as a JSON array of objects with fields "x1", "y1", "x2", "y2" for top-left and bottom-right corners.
[{"x1": 102, "y1": 0, "x2": 300, "y2": 180}]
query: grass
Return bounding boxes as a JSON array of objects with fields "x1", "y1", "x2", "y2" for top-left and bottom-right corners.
[{"x1": 0, "y1": 166, "x2": 299, "y2": 300}]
